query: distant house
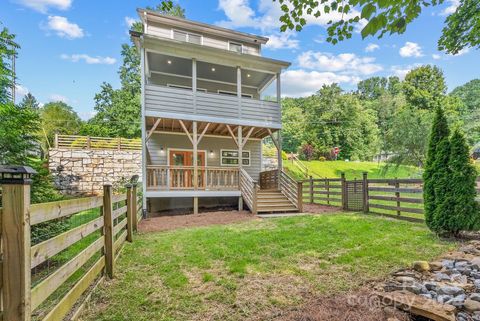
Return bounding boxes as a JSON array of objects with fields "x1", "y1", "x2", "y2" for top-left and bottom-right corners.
[{"x1": 131, "y1": 10, "x2": 301, "y2": 215}]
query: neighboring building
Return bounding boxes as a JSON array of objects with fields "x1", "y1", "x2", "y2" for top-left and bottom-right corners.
[{"x1": 131, "y1": 10, "x2": 300, "y2": 215}]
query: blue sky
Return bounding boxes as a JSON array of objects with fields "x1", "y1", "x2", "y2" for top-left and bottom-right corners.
[{"x1": 1, "y1": 0, "x2": 479, "y2": 119}]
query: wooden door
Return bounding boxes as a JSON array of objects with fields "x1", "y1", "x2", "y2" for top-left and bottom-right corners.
[{"x1": 169, "y1": 150, "x2": 206, "y2": 188}]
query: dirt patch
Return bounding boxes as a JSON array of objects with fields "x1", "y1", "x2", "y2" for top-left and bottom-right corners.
[
  {"x1": 303, "y1": 203, "x2": 341, "y2": 214},
  {"x1": 271, "y1": 289, "x2": 411, "y2": 321},
  {"x1": 138, "y1": 210, "x2": 256, "y2": 233}
]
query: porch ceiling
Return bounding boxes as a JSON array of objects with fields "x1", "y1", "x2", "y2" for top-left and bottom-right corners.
[{"x1": 146, "y1": 117, "x2": 277, "y2": 139}]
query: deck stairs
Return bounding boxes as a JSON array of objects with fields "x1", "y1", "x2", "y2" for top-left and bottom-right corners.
[{"x1": 256, "y1": 189, "x2": 298, "y2": 213}]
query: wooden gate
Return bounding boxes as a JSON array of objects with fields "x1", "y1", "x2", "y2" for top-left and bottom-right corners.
[{"x1": 344, "y1": 180, "x2": 365, "y2": 211}]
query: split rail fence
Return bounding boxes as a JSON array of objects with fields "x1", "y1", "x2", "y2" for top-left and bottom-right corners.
[
  {"x1": 0, "y1": 181, "x2": 143, "y2": 321},
  {"x1": 303, "y1": 173, "x2": 480, "y2": 222}
]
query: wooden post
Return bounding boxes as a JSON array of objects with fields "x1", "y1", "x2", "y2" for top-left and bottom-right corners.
[
  {"x1": 117, "y1": 137, "x2": 121, "y2": 151},
  {"x1": 237, "y1": 125, "x2": 243, "y2": 173},
  {"x1": 341, "y1": 172, "x2": 347, "y2": 210},
  {"x1": 309, "y1": 176, "x2": 314, "y2": 204},
  {"x1": 252, "y1": 182, "x2": 258, "y2": 215},
  {"x1": 0, "y1": 166, "x2": 36, "y2": 321},
  {"x1": 193, "y1": 121, "x2": 198, "y2": 190},
  {"x1": 362, "y1": 172, "x2": 369, "y2": 213},
  {"x1": 326, "y1": 178, "x2": 330, "y2": 205},
  {"x1": 54, "y1": 133, "x2": 59, "y2": 148},
  {"x1": 395, "y1": 178, "x2": 401, "y2": 216},
  {"x1": 277, "y1": 131, "x2": 282, "y2": 189},
  {"x1": 103, "y1": 184, "x2": 114, "y2": 279},
  {"x1": 193, "y1": 197, "x2": 198, "y2": 215},
  {"x1": 238, "y1": 196, "x2": 243, "y2": 211},
  {"x1": 86, "y1": 136, "x2": 91, "y2": 149},
  {"x1": 126, "y1": 184, "x2": 133, "y2": 243},
  {"x1": 132, "y1": 184, "x2": 138, "y2": 231},
  {"x1": 297, "y1": 181, "x2": 303, "y2": 212}
]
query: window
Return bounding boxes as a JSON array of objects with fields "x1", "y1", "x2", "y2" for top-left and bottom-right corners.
[
  {"x1": 221, "y1": 150, "x2": 250, "y2": 166},
  {"x1": 229, "y1": 42, "x2": 243, "y2": 53},
  {"x1": 172, "y1": 30, "x2": 203, "y2": 45}
]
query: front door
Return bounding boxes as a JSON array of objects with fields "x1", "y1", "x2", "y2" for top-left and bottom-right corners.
[{"x1": 169, "y1": 150, "x2": 206, "y2": 189}]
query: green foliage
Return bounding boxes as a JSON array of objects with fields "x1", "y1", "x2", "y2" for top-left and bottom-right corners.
[
  {"x1": 403, "y1": 65, "x2": 447, "y2": 110},
  {"x1": 18, "y1": 92, "x2": 40, "y2": 109},
  {"x1": 276, "y1": 0, "x2": 478, "y2": 54},
  {"x1": 0, "y1": 23, "x2": 19, "y2": 104},
  {"x1": 438, "y1": 0, "x2": 480, "y2": 55},
  {"x1": 0, "y1": 102, "x2": 40, "y2": 164},
  {"x1": 40, "y1": 101, "x2": 82, "y2": 150},
  {"x1": 450, "y1": 79, "x2": 480, "y2": 145},
  {"x1": 435, "y1": 129, "x2": 480, "y2": 235},
  {"x1": 423, "y1": 107, "x2": 450, "y2": 230},
  {"x1": 356, "y1": 76, "x2": 388, "y2": 100}
]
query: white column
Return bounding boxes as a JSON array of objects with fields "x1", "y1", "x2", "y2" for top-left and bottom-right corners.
[
  {"x1": 237, "y1": 126, "x2": 243, "y2": 170},
  {"x1": 276, "y1": 73, "x2": 282, "y2": 182},
  {"x1": 140, "y1": 46, "x2": 147, "y2": 213},
  {"x1": 237, "y1": 66, "x2": 242, "y2": 118},
  {"x1": 192, "y1": 58, "x2": 197, "y2": 114}
]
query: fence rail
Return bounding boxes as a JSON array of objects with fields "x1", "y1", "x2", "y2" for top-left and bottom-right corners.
[
  {"x1": 0, "y1": 180, "x2": 143, "y2": 321},
  {"x1": 303, "y1": 174, "x2": 480, "y2": 222},
  {"x1": 55, "y1": 134, "x2": 141, "y2": 151}
]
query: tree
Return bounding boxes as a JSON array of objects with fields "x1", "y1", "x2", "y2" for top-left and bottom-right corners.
[
  {"x1": 423, "y1": 107, "x2": 450, "y2": 231},
  {"x1": 281, "y1": 97, "x2": 307, "y2": 152},
  {"x1": 0, "y1": 102, "x2": 40, "y2": 164},
  {"x1": 356, "y1": 77, "x2": 388, "y2": 100},
  {"x1": 275, "y1": 0, "x2": 479, "y2": 54},
  {"x1": 451, "y1": 79, "x2": 480, "y2": 145},
  {"x1": 435, "y1": 128, "x2": 479, "y2": 235},
  {"x1": 40, "y1": 101, "x2": 82, "y2": 150},
  {"x1": 403, "y1": 65, "x2": 447, "y2": 110},
  {"x1": 0, "y1": 23, "x2": 19, "y2": 104},
  {"x1": 18, "y1": 92, "x2": 40, "y2": 109}
]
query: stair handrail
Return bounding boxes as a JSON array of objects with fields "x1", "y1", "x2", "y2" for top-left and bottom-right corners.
[
  {"x1": 279, "y1": 169, "x2": 303, "y2": 212},
  {"x1": 290, "y1": 154, "x2": 308, "y2": 178},
  {"x1": 240, "y1": 168, "x2": 258, "y2": 214}
]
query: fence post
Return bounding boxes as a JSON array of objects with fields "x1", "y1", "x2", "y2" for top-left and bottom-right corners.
[
  {"x1": 86, "y1": 136, "x2": 91, "y2": 149},
  {"x1": 309, "y1": 176, "x2": 314, "y2": 204},
  {"x1": 326, "y1": 177, "x2": 330, "y2": 205},
  {"x1": 395, "y1": 178, "x2": 401, "y2": 216},
  {"x1": 117, "y1": 137, "x2": 121, "y2": 151},
  {"x1": 341, "y1": 172, "x2": 347, "y2": 210},
  {"x1": 132, "y1": 183, "x2": 138, "y2": 231},
  {"x1": 126, "y1": 184, "x2": 133, "y2": 243},
  {"x1": 0, "y1": 166, "x2": 37, "y2": 321},
  {"x1": 103, "y1": 184, "x2": 114, "y2": 279},
  {"x1": 297, "y1": 181, "x2": 303, "y2": 212},
  {"x1": 362, "y1": 172, "x2": 369, "y2": 213},
  {"x1": 54, "y1": 133, "x2": 59, "y2": 148}
]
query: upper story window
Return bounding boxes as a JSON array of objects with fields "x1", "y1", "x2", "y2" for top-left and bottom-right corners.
[
  {"x1": 229, "y1": 42, "x2": 243, "y2": 53},
  {"x1": 172, "y1": 29, "x2": 203, "y2": 45}
]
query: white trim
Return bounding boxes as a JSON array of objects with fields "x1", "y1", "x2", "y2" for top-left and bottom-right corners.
[
  {"x1": 146, "y1": 190, "x2": 241, "y2": 198},
  {"x1": 167, "y1": 148, "x2": 208, "y2": 167},
  {"x1": 152, "y1": 131, "x2": 263, "y2": 141},
  {"x1": 217, "y1": 90, "x2": 253, "y2": 98},
  {"x1": 221, "y1": 149, "x2": 251, "y2": 167},
  {"x1": 141, "y1": 46, "x2": 147, "y2": 211},
  {"x1": 228, "y1": 41, "x2": 244, "y2": 54},
  {"x1": 145, "y1": 110, "x2": 282, "y2": 129}
]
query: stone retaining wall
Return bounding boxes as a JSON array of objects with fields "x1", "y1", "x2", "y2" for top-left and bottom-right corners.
[{"x1": 48, "y1": 148, "x2": 142, "y2": 195}]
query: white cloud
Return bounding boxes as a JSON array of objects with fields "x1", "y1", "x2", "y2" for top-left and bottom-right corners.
[
  {"x1": 281, "y1": 70, "x2": 359, "y2": 97},
  {"x1": 15, "y1": 0, "x2": 71, "y2": 13},
  {"x1": 125, "y1": 16, "x2": 137, "y2": 28},
  {"x1": 298, "y1": 51, "x2": 383, "y2": 75},
  {"x1": 440, "y1": 0, "x2": 460, "y2": 16},
  {"x1": 432, "y1": 54, "x2": 441, "y2": 60},
  {"x1": 216, "y1": 0, "x2": 363, "y2": 32},
  {"x1": 390, "y1": 64, "x2": 422, "y2": 79},
  {"x1": 399, "y1": 42, "x2": 423, "y2": 58},
  {"x1": 449, "y1": 47, "x2": 470, "y2": 56},
  {"x1": 264, "y1": 33, "x2": 299, "y2": 50},
  {"x1": 49, "y1": 94, "x2": 68, "y2": 103},
  {"x1": 365, "y1": 43, "x2": 379, "y2": 52},
  {"x1": 15, "y1": 84, "x2": 29, "y2": 98},
  {"x1": 44, "y1": 16, "x2": 84, "y2": 39},
  {"x1": 61, "y1": 54, "x2": 116, "y2": 65}
]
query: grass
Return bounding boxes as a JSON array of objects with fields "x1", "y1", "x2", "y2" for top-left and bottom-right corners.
[
  {"x1": 81, "y1": 213, "x2": 455, "y2": 321},
  {"x1": 285, "y1": 160, "x2": 421, "y2": 180}
]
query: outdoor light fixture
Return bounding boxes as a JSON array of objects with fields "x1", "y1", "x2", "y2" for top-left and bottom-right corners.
[
  {"x1": 0, "y1": 165, "x2": 37, "y2": 185},
  {"x1": 211, "y1": 67, "x2": 215, "y2": 72},
  {"x1": 209, "y1": 150, "x2": 214, "y2": 156},
  {"x1": 160, "y1": 147, "x2": 164, "y2": 151},
  {"x1": 167, "y1": 60, "x2": 172, "y2": 64},
  {"x1": 247, "y1": 74, "x2": 251, "y2": 78}
]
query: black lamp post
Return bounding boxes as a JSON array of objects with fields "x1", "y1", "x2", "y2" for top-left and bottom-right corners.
[{"x1": 0, "y1": 165, "x2": 37, "y2": 185}]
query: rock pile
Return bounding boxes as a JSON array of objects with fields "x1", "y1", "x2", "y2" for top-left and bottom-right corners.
[{"x1": 380, "y1": 241, "x2": 480, "y2": 321}]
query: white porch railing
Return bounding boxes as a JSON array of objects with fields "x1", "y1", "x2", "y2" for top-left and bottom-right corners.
[{"x1": 147, "y1": 166, "x2": 239, "y2": 190}]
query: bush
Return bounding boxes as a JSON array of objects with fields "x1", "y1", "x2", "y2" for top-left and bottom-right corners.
[
  {"x1": 299, "y1": 144, "x2": 315, "y2": 161},
  {"x1": 319, "y1": 156, "x2": 326, "y2": 162},
  {"x1": 423, "y1": 107, "x2": 450, "y2": 231}
]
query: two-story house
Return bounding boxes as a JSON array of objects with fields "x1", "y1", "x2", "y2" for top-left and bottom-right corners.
[{"x1": 131, "y1": 9, "x2": 302, "y2": 215}]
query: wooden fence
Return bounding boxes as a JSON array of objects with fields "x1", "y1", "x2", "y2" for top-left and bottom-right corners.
[
  {"x1": 0, "y1": 181, "x2": 143, "y2": 321},
  {"x1": 303, "y1": 173, "x2": 480, "y2": 222},
  {"x1": 55, "y1": 134, "x2": 141, "y2": 151}
]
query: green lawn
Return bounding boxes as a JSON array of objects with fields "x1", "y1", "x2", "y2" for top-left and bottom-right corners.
[
  {"x1": 284, "y1": 160, "x2": 421, "y2": 180},
  {"x1": 81, "y1": 213, "x2": 454, "y2": 321}
]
